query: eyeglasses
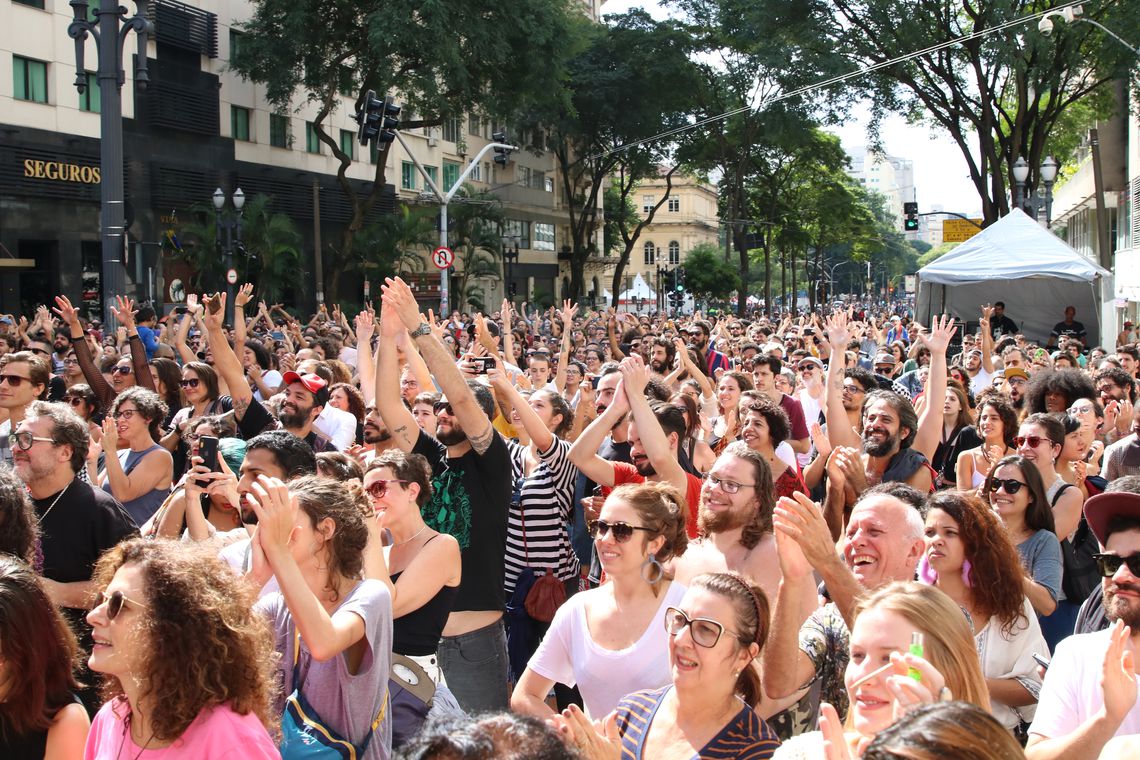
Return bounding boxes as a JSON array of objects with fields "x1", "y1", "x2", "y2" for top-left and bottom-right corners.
[
  {"x1": 112, "y1": 409, "x2": 139, "y2": 421},
  {"x1": 664, "y1": 607, "x2": 732, "y2": 648},
  {"x1": 1094, "y1": 552, "x2": 1140, "y2": 578},
  {"x1": 587, "y1": 519, "x2": 653, "y2": 543},
  {"x1": 28, "y1": 347, "x2": 50, "y2": 356},
  {"x1": 433, "y1": 401, "x2": 453, "y2": 416},
  {"x1": 111, "y1": 366, "x2": 133, "y2": 376},
  {"x1": 63, "y1": 357, "x2": 79, "y2": 365},
  {"x1": 365, "y1": 479, "x2": 409, "y2": 499},
  {"x1": 1014, "y1": 435, "x2": 1051, "y2": 449},
  {"x1": 1069, "y1": 404, "x2": 1095, "y2": 415},
  {"x1": 65, "y1": 397, "x2": 86, "y2": 408},
  {"x1": 98, "y1": 589, "x2": 147, "y2": 621},
  {"x1": 705, "y1": 474, "x2": 756, "y2": 494},
  {"x1": 179, "y1": 378, "x2": 200, "y2": 389},
  {"x1": 9, "y1": 431, "x2": 56, "y2": 450},
  {"x1": 990, "y1": 478, "x2": 1026, "y2": 495},
  {"x1": 0, "y1": 374, "x2": 30, "y2": 387},
  {"x1": 841, "y1": 384, "x2": 865, "y2": 395}
]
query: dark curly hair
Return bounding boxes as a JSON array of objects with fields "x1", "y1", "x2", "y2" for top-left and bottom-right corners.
[
  {"x1": 1024, "y1": 368, "x2": 1096, "y2": 414},
  {"x1": 925, "y1": 491, "x2": 1028, "y2": 636},
  {"x1": 90, "y1": 540, "x2": 277, "y2": 742},
  {"x1": 329, "y1": 382, "x2": 365, "y2": 422},
  {"x1": 0, "y1": 467, "x2": 37, "y2": 563},
  {"x1": 111, "y1": 386, "x2": 169, "y2": 442},
  {"x1": 742, "y1": 398, "x2": 791, "y2": 446},
  {"x1": 973, "y1": 391, "x2": 1019, "y2": 449}
]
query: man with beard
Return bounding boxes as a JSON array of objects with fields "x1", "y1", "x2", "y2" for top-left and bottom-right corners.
[
  {"x1": 962, "y1": 306, "x2": 995, "y2": 394},
  {"x1": 686, "y1": 319, "x2": 730, "y2": 377},
  {"x1": 762, "y1": 485, "x2": 927, "y2": 733},
  {"x1": 1027, "y1": 490, "x2": 1140, "y2": 757},
  {"x1": 203, "y1": 293, "x2": 336, "y2": 451},
  {"x1": 295, "y1": 358, "x2": 356, "y2": 450},
  {"x1": 569, "y1": 354, "x2": 701, "y2": 537},
  {"x1": 1096, "y1": 366, "x2": 1136, "y2": 447},
  {"x1": 1002, "y1": 366, "x2": 1030, "y2": 411},
  {"x1": 647, "y1": 336, "x2": 675, "y2": 375},
  {"x1": 350, "y1": 403, "x2": 398, "y2": 466},
  {"x1": 376, "y1": 276, "x2": 513, "y2": 715}
]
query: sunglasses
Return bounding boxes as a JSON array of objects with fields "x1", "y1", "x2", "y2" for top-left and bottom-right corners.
[
  {"x1": 65, "y1": 396, "x2": 86, "y2": 408},
  {"x1": 587, "y1": 519, "x2": 653, "y2": 543},
  {"x1": 0, "y1": 374, "x2": 30, "y2": 387},
  {"x1": 111, "y1": 366, "x2": 133, "y2": 376},
  {"x1": 98, "y1": 589, "x2": 147, "y2": 621},
  {"x1": 663, "y1": 606, "x2": 732, "y2": 648},
  {"x1": 1094, "y1": 552, "x2": 1140, "y2": 578},
  {"x1": 1014, "y1": 435, "x2": 1051, "y2": 449},
  {"x1": 9, "y1": 431, "x2": 56, "y2": 450},
  {"x1": 990, "y1": 478, "x2": 1026, "y2": 495},
  {"x1": 180, "y1": 378, "x2": 201, "y2": 389},
  {"x1": 29, "y1": 347, "x2": 50, "y2": 356},
  {"x1": 365, "y1": 479, "x2": 409, "y2": 499},
  {"x1": 433, "y1": 401, "x2": 453, "y2": 416}
]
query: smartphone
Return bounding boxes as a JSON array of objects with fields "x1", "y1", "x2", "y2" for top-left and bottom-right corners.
[
  {"x1": 196, "y1": 436, "x2": 220, "y2": 485},
  {"x1": 1032, "y1": 653, "x2": 1050, "y2": 671},
  {"x1": 172, "y1": 305, "x2": 188, "y2": 315},
  {"x1": 471, "y1": 357, "x2": 495, "y2": 374},
  {"x1": 591, "y1": 375, "x2": 600, "y2": 389}
]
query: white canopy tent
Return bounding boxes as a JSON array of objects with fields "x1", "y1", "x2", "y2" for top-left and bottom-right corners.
[
  {"x1": 618, "y1": 273, "x2": 656, "y2": 313},
  {"x1": 916, "y1": 209, "x2": 1110, "y2": 347}
]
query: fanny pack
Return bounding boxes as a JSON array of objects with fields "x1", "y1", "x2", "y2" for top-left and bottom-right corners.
[{"x1": 280, "y1": 629, "x2": 387, "y2": 759}]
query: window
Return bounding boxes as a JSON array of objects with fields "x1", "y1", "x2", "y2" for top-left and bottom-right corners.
[
  {"x1": 339, "y1": 129, "x2": 354, "y2": 160},
  {"x1": 230, "y1": 106, "x2": 251, "y2": 141},
  {"x1": 469, "y1": 160, "x2": 482, "y2": 183},
  {"x1": 13, "y1": 0, "x2": 46, "y2": 8},
  {"x1": 643, "y1": 242, "x2": 656, "y2": 265},
  {"x1": 642, "y1": 195, "x2": 655, "y2": 214},
  {"x1": 668, "y1": 241, "x2": 680, "y2": 264},
  {"x1": 505, "y1": 219, "x2": 531, "y2": 248},
  {"x1": 402, "y1": 162, "x2": 416, "y2": 190},
  {"x1": 517, "y1": 166, "x2": 531, "y2": 187},
  {"x1": 468, "y1": 115, "x2": 482, "y2": 136},
  {"x1": 229, "y1": 29, "x2": 244, "y2": 63},
  {"x1": 270, "y1": 113, "x2": 290, "y2": 148},
  {"x1": 305, "y1": 122, "x2": 321, "y2": 154},
  {"x1": 424, "y1": 165, "x2": 439, "y2": 189},
  {"x1": 668, "y1": 198, "x2": 680, "y2": 213},
  {"x1": 534, "y1": 223, "x2": 555, "y2": 251},
  {"x1": 531, "y1": 170, "x2": 546, "y2": 190},
  {"x1": 443, "y1": 161, "x2": 460, "y2": 189},
  {"x1": 544, "y1": 176, "x2": 554, "y2": 193},
  {"x1": 442, "y1": 118, "x2": 461, "y2": 144},
  {"x1": 78, "y1": 72, "x2": 99, "y2": 113},
  {"x1": 13, "y1": 55, "x2": 47, "y2": 103}
]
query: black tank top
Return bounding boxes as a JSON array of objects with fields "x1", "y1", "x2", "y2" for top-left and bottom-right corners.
[{"x1": 390, "y1": 536, "x2": 460, "y2": 656}]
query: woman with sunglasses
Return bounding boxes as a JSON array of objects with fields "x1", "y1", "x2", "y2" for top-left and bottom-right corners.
[
  {"x1": 52, "y1": 295, "x2": 154, "y2": 412},
  {"x1": 512, "y1": 482, "x2": 689, "y2": 720},
  {"x1": 0, "y1": 555, "x2": 90, "y2": 760},
  {"x1": 918, "y1": 491, "x2": 1047, "y2": 731},
  {"x1": 60, "y1": 349, "x2": 85, "y2": 389},
  {"x1": 161, "y1": 361, "x2": 232, "y2": 478},
  {"x1": 363, "y1": 451, "x2": 459, "y2": 686},
  {"x1": 1017, "y1": 413, "x2": 1084, "y2": 541},
  {"x1": 982, "y1": 455, "x2": 1062, "y2": 617},
  {"x1": 954, "y1": 393, "x2": 1016, "y2": 492},
  {"x1": 83, "y1": 539, "x2": 278, "y2": 759},
  {"x1": 91, "y1": 388, "x2": 173, "y2": 527},
  {"x1": 556, "y1": 571, "x2": 781, "y2": 759},
  {"x1": 772, "y1": 582, "x2": 989, "y2": 759},
  {"x1": 61, "y1": 383, "x2": 100, "y2": 429}
]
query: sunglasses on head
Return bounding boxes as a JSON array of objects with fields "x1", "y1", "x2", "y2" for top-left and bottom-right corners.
[
  {"x1": 989, "y1": 478, "x2": 1026, "y2": 495},
  {"x1": 1014, "y1": 435, "x2": 1051, "y2": 449},
  {"x1": 180, "y1": 378, "x2": 200, "y2": 389},
  {"x1": 587, "y1": 519, "x2": 653, "y2": 543},
  {"x1": 1094, "y1": 552, "x2": 1140, "y2": 578},
  {"x1": 663, "y1": 606, "x2": 733, "y2": 648},
  {"x1": 365, "y1": 479, "x2": 409, "y2": 499},
  {"x1": 98, "y1": 589, "x2": 147, "y2": 621}
]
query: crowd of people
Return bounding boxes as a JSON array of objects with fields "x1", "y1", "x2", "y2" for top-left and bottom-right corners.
[{"x1": 2, "y1": 284, "x2": 1139, "y2": 759}]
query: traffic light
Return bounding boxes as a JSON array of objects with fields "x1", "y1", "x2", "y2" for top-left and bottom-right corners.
[
  {"x1": 492, "y1": 130, "x2": 512, "y2": 166},
  {"x1": 676, "y1": 266, "x2": 686, "y2": 293},
  {"x1": 355, "y1": 91, "x2": 400, "y2": 146},
  {"x1": 903, "y1": 201, "x2": 919, "y2": 232}
]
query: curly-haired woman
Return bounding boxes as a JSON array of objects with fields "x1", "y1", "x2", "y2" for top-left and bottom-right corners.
[
  {"x1": 918, "y1": 491, "x2": 1048, "y2": 730},
  {"x1": 83, "y1": 540, "x2": 278, "y2": 758}
]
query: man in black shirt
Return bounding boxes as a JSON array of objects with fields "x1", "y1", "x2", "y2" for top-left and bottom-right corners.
[
  {"x1": 376, "y1": 277, "x2": 512, "y2": 714},
  {"x1": 989, "y1": 301, "x2": 1019, "y2": 338},
  {"x1": 1050, "y1": 305, "x2": 1088, "y2": 347}
]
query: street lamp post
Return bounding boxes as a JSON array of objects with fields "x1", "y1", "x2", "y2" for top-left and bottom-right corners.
[
  {"x1": 68, "y1": 0, "x2": 152, "y2": 327},
  {"x1": 501, "y1": 234, "x2": 519, "y2": 306},
  {"x1": 1011, "y1": 156, "x2": 1059, "y2": 224},
  {"x1": 213, "y1": 188, "x2": 245, "y2": 326}
]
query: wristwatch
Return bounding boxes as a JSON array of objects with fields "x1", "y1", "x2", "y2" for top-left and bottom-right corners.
[{"x1": 409, "y1": 322, "x2": 432, "y2": 339}]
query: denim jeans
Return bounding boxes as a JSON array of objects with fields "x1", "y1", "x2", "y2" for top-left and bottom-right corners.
[{"x1": 438, "y1": 619, "x2": 509, "y2": 714}]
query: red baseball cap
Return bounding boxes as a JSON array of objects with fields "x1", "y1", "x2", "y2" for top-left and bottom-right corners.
[{"x1": 282, "y1": 371, "x2": 329, "y2": 406}]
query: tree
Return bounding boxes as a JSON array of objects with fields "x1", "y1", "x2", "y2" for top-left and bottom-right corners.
[
  {"x1": 607, "y1": 164, "x2": 680, "y2": 307},
  {"x1": 354, "y1": 205, "x2": 434, "y2": 281},
  {"x1": 682, "y1": 243, "x2": 741, "y2": 304},
  {"x1": 230, "y1": 0, "x2": 575, "y2": 302},
  {"x1": 813, "y1": 0, "x2": 1140, "y2": 223},
  {"x1": 446, "y1": 187, "x2": 505, "y2": 312}
]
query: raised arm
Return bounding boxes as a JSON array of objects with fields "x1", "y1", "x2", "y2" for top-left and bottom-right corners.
[
  {"x1": 823, "y1": 311, "x2": 860, "y2": 449},
  {"x1": 201, "y1": 294, "x2": 253, "y2": 419},
  {"x1": 979, "y1": 306, "x2": 995, "y2": 375},
  {"x1": 354, "y1": 309, "x2": 376, "y2": 406},
  {"x1": 621, "y1": 355, "x2": 687, "y2": 494},
  {"x1": 488, "y1": 361, "x2": 554, "y2": 452},
  {"x1": 109, "y1": 296, "x2": 156, "y2": 392},
  {"x1": 553, "y1": 300, "x2": 577, "y2": 393},
  {"x1": 53, "y1": 295, "x2": 113, "y2": 406},
  {"x1": 911, "y1": 315, "x2": 956, "y2": 462},
  {"x1": 173, "y1": 298, "x2": 199, "y2": 365},
  {"x1": 674, "y1": 336, "x2": 714, "y2": 399},
  {"x1": 568, "y1": 382, "x2": 631, "y2": 487},
  {"x1": 374, "y1": 305, "x2": 419, "y2": 453}
]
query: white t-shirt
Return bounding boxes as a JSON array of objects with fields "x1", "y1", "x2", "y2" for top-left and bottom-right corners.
[
  {"x1": 313, "y1": 404, "x2": 357, "y2": 451},
  {"x1": 1029, "y1": 627, "x2": 1140, "y2": 741},
  {"x1": 969, "y1": 366, "x2": 993, "y2": 395},
  {"x1": 528, "y1": 580, "x2": 686, "y2": 719},
  {"x1": 253, "y1": 369, "x2": 284, "y2": 402}
]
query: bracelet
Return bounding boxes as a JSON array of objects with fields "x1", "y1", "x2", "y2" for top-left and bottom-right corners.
[
  {"x1": 69, "y1": 335, "x2": 84, "y2": 343},
  {"x1": 128, "y1": 334, "x2": 141, "y2": 341}
]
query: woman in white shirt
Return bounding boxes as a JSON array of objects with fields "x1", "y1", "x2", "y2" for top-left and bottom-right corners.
[{"x1": 510, "y1": 482, "x2": 689, "y2": 719}]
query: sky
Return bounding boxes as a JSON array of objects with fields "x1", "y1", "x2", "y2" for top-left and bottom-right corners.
[{"x1": 601, "y1": 0, "x2": 985, "y2": 217}]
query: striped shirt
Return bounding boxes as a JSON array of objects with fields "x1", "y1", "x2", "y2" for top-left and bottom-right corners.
[
  {"x1": 503, "y1": 437, "x2": 579, "y2": 595},
  {"x1": 614, "y1": 686, "x2": 781, "y2": 759}
]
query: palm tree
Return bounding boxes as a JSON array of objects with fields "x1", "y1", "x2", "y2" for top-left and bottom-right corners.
[
  {"x1": 356, "y1": 205, "x2": 435, "y2": 279},
  {"x1": 447, "y1": 186, "x2": 504, "y2": 311}
]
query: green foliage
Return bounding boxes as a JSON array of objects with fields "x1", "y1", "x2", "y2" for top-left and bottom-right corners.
[
  {"x1": 917, "y1": 241, "x2": 960, "y2": 268},
  {"x1": 682, "y1": 244, "x2": 741, "y2": 302},
  {"x1": 353, "y1": 205, "x2": 434, "y2": 281},
  {"x1": 908, "y1": 239, "x2": 933, "y2": 256},
  {"x1": 447, "y1": 186, "x2": 505, "y2": 310},
  {"x1": 602, "y1": 184, "x2": 639, "y2": 258}
]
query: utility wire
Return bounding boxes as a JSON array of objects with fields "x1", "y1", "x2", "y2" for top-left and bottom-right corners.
[{"x1": 588, "y1": 0, "x2": 1087, "y2": 161}]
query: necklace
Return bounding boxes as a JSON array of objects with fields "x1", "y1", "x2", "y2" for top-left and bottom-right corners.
[
  {"x1": 117, "y1": 715, "x2": 155, "y2": 760},
  {"x1": 36, "y1": 480, "x2": 72, "y2": 524},
  {"x1": 391, "y1": 524, "x2": 429, "y2": 547}
]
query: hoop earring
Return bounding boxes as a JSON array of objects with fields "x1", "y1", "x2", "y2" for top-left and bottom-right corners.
[{"x1": 640, "y1": 553, "x2": 664, "y2": 585}]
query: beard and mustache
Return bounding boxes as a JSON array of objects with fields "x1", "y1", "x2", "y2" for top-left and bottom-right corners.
[
  {"x1": 1106, "y1": 582, "x2": 1140, "y2": 629},
  {"x1": 862, "y1": 427, "x2": 899, "y2": 457}
]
